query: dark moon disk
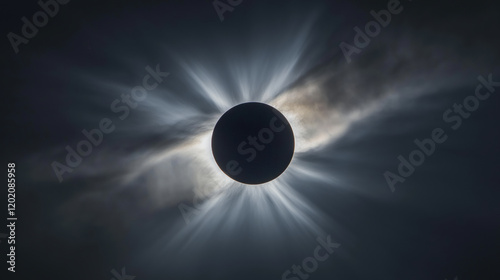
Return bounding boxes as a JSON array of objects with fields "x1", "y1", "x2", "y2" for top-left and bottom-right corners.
[{"x1": 212, "y1": 102, "x2": 294, "y2": 184}]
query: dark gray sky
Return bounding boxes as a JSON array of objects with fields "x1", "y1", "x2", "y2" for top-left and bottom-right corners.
[{"x1": 1, "y1": 0, "x2": 500, "y2": 280}]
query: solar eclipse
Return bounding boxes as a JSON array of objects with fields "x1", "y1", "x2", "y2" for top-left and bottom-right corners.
[{"x1": 211, "y1": 102, "x2": 294, "y2": 184}]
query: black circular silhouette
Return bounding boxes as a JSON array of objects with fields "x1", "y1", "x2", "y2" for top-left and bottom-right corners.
[{"x1": 212, "y1": 102, "x2": 294, "y2": 184}]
